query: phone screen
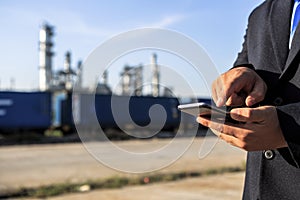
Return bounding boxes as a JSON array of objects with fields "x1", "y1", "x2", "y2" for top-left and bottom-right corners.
[{"x1": 178, "y1": 102, "x2": 239, "y2": 124}]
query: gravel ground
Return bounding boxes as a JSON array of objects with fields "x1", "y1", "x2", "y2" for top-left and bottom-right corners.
[
  {"x1": 0, "y1": 137, "x2": 246, "y2": 199},
  {"x1": 22, "y1": 173, "x2": 246, "y2": 200}
]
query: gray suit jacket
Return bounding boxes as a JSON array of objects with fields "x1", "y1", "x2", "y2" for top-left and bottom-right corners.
[{"x1": 233, "y1": 0, "x2": 300, "y2": 199}]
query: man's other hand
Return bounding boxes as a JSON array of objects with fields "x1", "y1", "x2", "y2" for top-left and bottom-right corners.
[
  {"x1": 197, "y1": 106, "x2": 288, "y2": 151},
  {"x1": 212, "y1": 67, "x2": 267, "y2": 107}
]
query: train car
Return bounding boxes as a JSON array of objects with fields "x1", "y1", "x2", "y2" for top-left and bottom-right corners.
[
  {"x1": 109, "y1": 95, "x2": 180, "y2": 132},
  {"x1": 176, "y1": 97, "x2": 212, "y2": 135},
  {"x1": 197, "y1": 97, "x2": 213, "y2": 105},
  {"x1": 0, "y1": 89, "x2": 212, "y2": 139},
  {"x1": 63, "y1": 94, "x2": 181, "y2": 136},
  {"x1": 0, "y1": 91, "x2": 52, "y2": 134},
  {"x1": 61, "y1": 93, "x2": 213, "y2": 136}
]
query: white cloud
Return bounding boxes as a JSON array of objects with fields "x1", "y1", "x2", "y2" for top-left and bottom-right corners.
[
  {"x1": 147, "y1": 14, "x2": 186, "y2": 28},
  {"x1": 56, "y1": 12, "x2": 187, "y2": 38}
]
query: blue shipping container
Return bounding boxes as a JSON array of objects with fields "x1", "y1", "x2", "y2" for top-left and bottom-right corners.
[{"x1": 0, "y1": 91, "x2": 52, "y2": 129}]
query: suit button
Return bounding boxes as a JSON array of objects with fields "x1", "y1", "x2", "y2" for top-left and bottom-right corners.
[
  {"x1": 273, "y1": 97, "x2": 283, "y2": 106},
  {"x1": 264, "y1": 150, "x2": 275, "y2": 160}
]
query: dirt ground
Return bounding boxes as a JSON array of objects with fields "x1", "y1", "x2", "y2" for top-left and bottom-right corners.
[
  {"x1": 0, "y1": 137, "x2": 247, "y2": 199},
  {"x1": 39, "y1": 172, "x2": 245, "y2": 200}
]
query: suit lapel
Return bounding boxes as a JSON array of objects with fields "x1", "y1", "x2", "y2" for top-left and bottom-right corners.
[
  {"x1": 269, "y1": 0, "x2": 293, "y2": 71},
  {"x1": 280, "y1": 22, "x2": 300, "y2": 80}
]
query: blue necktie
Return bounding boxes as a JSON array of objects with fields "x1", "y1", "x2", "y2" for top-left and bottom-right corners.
[{"x1": 292, "y1": 0, "x2": 300, "y2": 36}]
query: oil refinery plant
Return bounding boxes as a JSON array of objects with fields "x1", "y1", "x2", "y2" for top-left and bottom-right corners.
[{"x1": 0, "y1": 22, "x2": 210, "y2": 137}]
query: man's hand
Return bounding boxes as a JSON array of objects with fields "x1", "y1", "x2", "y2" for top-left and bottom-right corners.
[
  {"x1": 213, "y1": 67, "x2": 267, "y2": 107},
  {"x1": 197, "y1": 106, "x2": 288, "y2": 151}
]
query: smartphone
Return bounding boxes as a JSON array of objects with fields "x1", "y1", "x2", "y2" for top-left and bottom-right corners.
[{"x1": 178, "y1": 102, "x2": 239, "y2": 124}]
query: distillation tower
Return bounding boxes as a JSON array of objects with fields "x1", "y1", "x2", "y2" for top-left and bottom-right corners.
[{"x1": 39, "y1": 23, "x2": 54, "y2": 91}]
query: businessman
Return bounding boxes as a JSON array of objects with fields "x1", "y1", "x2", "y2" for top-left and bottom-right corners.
[{"x1": 197, "y1": 0, "x2": 300, "y2": 199}]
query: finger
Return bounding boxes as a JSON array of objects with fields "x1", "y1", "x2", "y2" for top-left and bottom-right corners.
[
  {"x1": 230, "y1": 107, "x2": 267, "y2": 123},
  {"x1": 214, "y1": 79, "x2": 227, "y2": 107},
  {"x1": 211, "y1": 81, "x2": 219, "y2": 105},
  {"x1": 214, "y1": 72, "x2": 245, "y2": 107},
  {"x1": 219, "y1": 133, "x2": 246, "y2": 150},
  {"x1": 219, "y1": 80, "x2": 247, "y2": 107},
  {"x1": 197, "y1": 116, "x2": 242, "y2": 137},
  {"x1": 245, "y1": 78, "x2": 267, "y2": 106},
  {"x1": 225, "y1": 93, "x2": 246, "y2": 106}
]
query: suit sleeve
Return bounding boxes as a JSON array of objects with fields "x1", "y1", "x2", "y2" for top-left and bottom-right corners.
[
  {"x1": 232, "y1": 26, "x2": 255, "y2": 70},
  {"x1": 233, "y1": 28, "x2": 250, "y2": 67},
  {"x1": 277, "y1": 104, "x2": 300, "y2": 168},
  {"x1": 232, "y1": 14, "x2": 300, "y2": 168}
]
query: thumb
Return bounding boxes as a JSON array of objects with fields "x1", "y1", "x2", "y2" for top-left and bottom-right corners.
[
  {"x1": 230, "y1": 107, "x2": 266, "y2": 123},
  {"x1": 245, "y1": 78, "x2": 267, "y2": 106}
]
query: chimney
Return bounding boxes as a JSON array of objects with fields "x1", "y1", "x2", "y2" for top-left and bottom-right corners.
[
  {"x1": 151, "y1": 53, "x2": 159, "y2": 97},
  {"x1": 39, "y1": 23, "x2": 54, "y2": 91}
]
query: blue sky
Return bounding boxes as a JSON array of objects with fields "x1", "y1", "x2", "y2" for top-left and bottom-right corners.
[{"x1": 0, "y1": 0, "x2": 263, "y2": 94}]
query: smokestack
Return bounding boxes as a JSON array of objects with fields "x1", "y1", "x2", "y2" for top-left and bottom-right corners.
[
  {"x1": 102, "y1": 70, "x2": 108, "y2": 85},
  {"x1": 39, "y1": 22, "x2": 54, "y2": 91},
  {"x1": 64, "y1": 51, "x2": 73, "y2": 90},
  {"x1": 134, "y1": 65, "x2": 143, "y2": 96},
  {"x1": 151, "y1": 53, "x2": 159, "y2": 97},
  {"x1": 10, "y1": 77, "x2": 15, "y2": 90},
  {"x1": 76, "y1": 60, "x2": 82, "y2": 89},
  {"x1": 121, "y1": 66, "x2": 132, "y2": 95},
  {"x1": 64, "y1": 51, "x2": 71, "y2": 72}
]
